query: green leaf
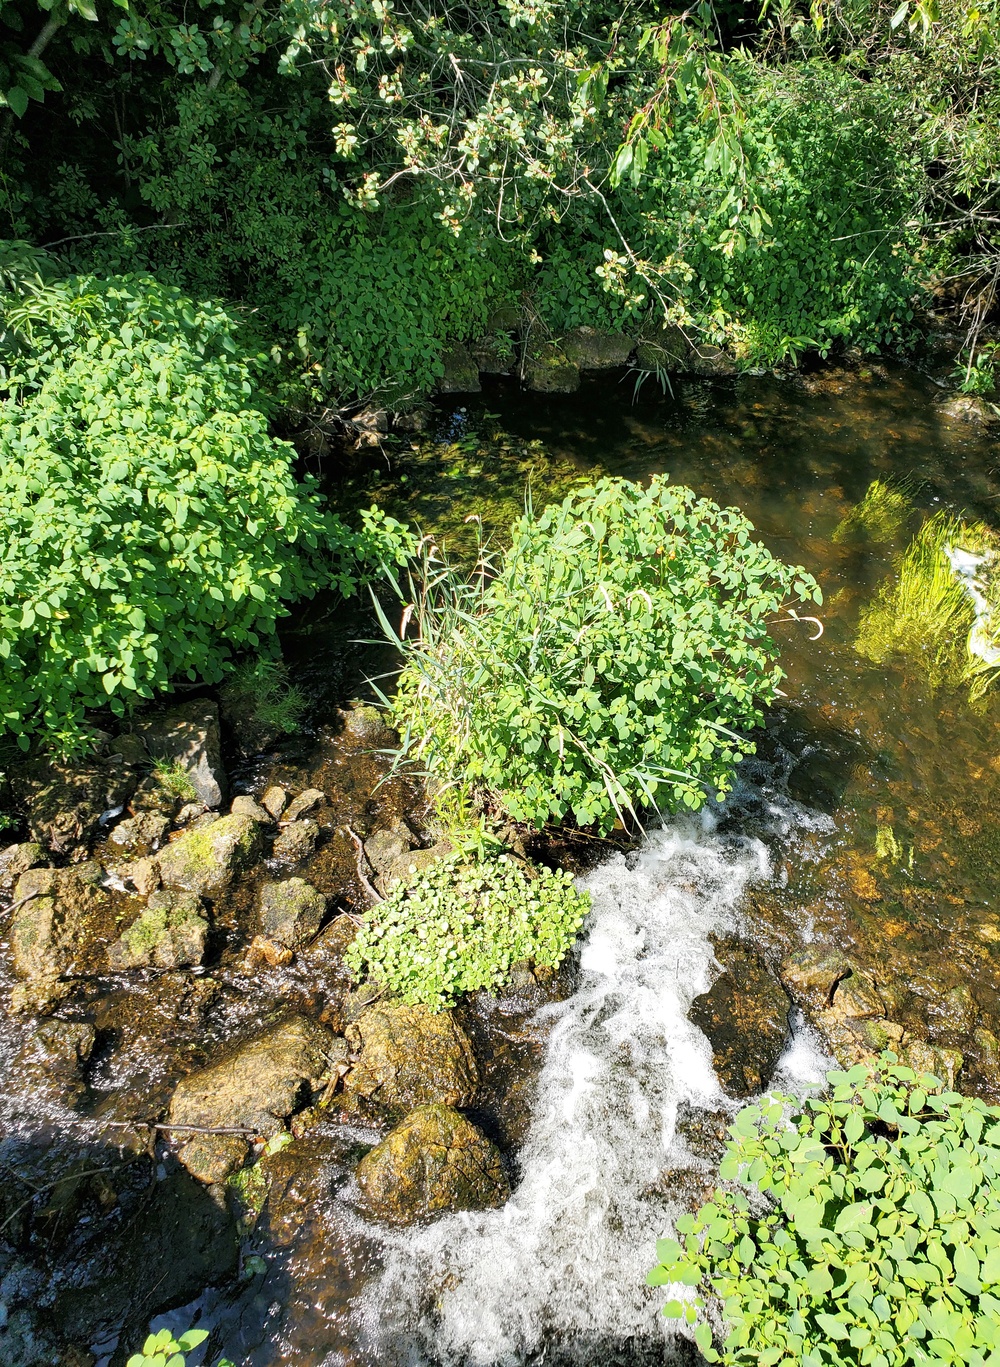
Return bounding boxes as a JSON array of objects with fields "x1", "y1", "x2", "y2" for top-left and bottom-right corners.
[{"x1": 5, "y1": 85, "x2": 29, "y2": 117}]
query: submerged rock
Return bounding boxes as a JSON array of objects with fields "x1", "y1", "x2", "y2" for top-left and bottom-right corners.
[
  {"x1": 259, "y1": 878, "x2": 326, "y2": 949},
  {"x1": 559, "y1": 326, "x2": 633, "y2": 370},
  {"x1": 138, "y1": 699, "x2": 227, "y2": 809},
  {"x1": 110, "y1": 889, "x2": 209, "y2": 969},
  {"x1": 156, "y1": 812, "x2": 265, "y2": 896},
  {"x1": 272, "y1": 819, "x2": 320, "y2": 865},
  {"x1": 169, "y1": 1015, "x2": 341, "y2": 1181},
  {"x1": 356, "y1": 1104, "x2": 508, "y2": 1225},
  {"x1": 688, "y1": 939, "x2": 791, "y2": 1097},
  {"x1": 343, "y1": 1003, "x2": 478, "y2": 1120}
]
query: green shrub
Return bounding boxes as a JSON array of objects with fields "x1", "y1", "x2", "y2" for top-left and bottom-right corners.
[
  {"x1": 0, "y1": 272, "x2": 412, "y2": 752},
  {"x1": 345, "y1": 851, "x2": 590, "y2": 1011},
  {"x1": 383, "y1": 476, "x2": 821, "y2": 834},
  {"x1": 648, "y1": 1053, "x2": 1000, "y2": 1366}
]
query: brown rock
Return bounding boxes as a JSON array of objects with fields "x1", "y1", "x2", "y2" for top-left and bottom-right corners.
[
  {"x1": 356, "y1": 1104, "x2": 509, "y2": 1224},
  {"x1": 343, "y1": 1003, "x2": 478, "y2": 1120},
  {"x1": 283, "y1": 788, "x2": 325, "y2": 823},
  {"x1": 230, "y1": 795, "x2": 272, "y2": 824},
  {"x1": 262, "y1": 786, "x2": 288, "y2": 820},
  {"x1": 272, "y1": 819, "x2": 320, "y2": 865},
  {"x1": 688, "y1": 940, "x2": 791, "y2": 1097},
  {"x1": 138, "y1": 699, "x2": 227, "y2": 809}
]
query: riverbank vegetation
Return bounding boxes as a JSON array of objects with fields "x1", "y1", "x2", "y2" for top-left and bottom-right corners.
[{"x1": 649, "y1": 1052, "x2": 1000, "y2": 1365}]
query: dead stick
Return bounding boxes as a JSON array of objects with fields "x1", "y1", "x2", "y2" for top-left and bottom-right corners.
[
  {"x1": 0, "y1": 1165, "x2": 117, "y2": 1233},
  {"x1": 98, "y1": 1120, "x2": 260, "y2": 1136},
  {"x1": 344, "y1": 825, "x2": 383, "y2": 903}
]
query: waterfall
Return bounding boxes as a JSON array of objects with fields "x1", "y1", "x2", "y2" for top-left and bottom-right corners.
[{"x1": 352, "y1": 802, "x2": 832, "y2": 1367}]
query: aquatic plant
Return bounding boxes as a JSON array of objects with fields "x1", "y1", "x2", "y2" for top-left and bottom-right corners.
[
  {"x1": 648, "y1": 1051, "x2": 1000, "y2": 1365},
  {"x1": 379, "y1": 476, "x2": 821, "y2": 834},
  {"x1": 831, "y1": 480, "x2": 913, "y2": 545},
  {"x1": 220, "y1": 658, "x2": 308, "y2": 739},
  {"x1": 126, "y1": 1326, "x2": 231, "y2": 1367},
  {"x1": 345, "y1": 851, "x2": 589, "y2": 1011},
  {"x1": 855, "y1": 512, "x2": 980, "y2": 689}
]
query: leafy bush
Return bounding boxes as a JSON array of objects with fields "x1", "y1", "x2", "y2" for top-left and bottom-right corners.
[
  {"x1": 0, "y1": 272, "x2": 412, "y2": 751},
  {"x1": 345, "y1": 850, "x2": 590, "y2": 1010},
  {"x1": 648, "y1": 1053, "x2": 1000, "y2": 1366},
  {"x1": 383, "y1": 476, "x2": 821, "y2": 834}
]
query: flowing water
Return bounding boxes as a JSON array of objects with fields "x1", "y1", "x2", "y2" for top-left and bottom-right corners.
[{"x1": 4, "y1": 358, "x2": 1000, "y2": 1366}]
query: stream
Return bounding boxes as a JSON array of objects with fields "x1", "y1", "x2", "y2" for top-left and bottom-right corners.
[{"x1": 3, "y1": 358, "x2": 1000, "y2": 1365}]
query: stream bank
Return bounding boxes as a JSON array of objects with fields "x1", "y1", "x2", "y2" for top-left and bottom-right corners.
[{"x1": 2, "y1": 358, "x2": 1000, "y2": 1365}]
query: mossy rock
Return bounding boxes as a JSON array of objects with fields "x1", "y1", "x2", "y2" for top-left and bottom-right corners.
[
  {"x1": 259, "y1": 877, "x2": 326, "y2": 949},
  {"x1": 156, "y1": 812, "x2": 265, "y2": 896},
  {"x1": 437, "y1": 343, "x2": 481, "y2": 394},
  {"x1": 355, "y1": 1104, "x2": 509, "y2": 1224},
  {"x1": 343, "y1": 1003, "x2": 478, "y2": 1121},
  {"x1": 559, "y1": 326, "x2": 633, "y2": 370},
  {"x1": 634, "y1": 324, "x2": 690, "y2": 372},
  {"x1": 110, "y1": 889, "x2": 208, "y2": 969},
  {"x1": 522, "y1": 341, "x2": 580, "y2": 393}
]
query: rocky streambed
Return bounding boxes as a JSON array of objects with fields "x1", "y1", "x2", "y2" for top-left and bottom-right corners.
[{"x1": 3, "y1": 360, "x2": 1000, "y2": 1366}]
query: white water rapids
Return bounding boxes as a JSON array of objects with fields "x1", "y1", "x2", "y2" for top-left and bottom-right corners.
[{"x1": 353, "y1": 799, "x2": 832, "y2": 1367}]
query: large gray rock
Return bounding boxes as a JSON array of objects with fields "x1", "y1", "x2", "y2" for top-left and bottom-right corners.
[
  {"x1": 138, "y1": 699, "x2": 227, "y2": 809},
  {"x1": 343, "y1": 1003, "x2": 478, "y2": 1120},
  {"x1": 356, "y1": 1104, "x2": 509, "y2": 1224},
  {"x1": 259, "y1": 878, "x2": 326, "y2": 949},
  {"x1": 156, "y1": 812, "x2": 265, "y2": 896},
  {"x1": 110, "y1": 889, "x2": 209, "y2": 969},
  {"x1": 169, "y1": 1015, "x2": 341, "y2": 1181},
  {"x1": 559, "y1": 327, "x2": 633, "y2": 370}
]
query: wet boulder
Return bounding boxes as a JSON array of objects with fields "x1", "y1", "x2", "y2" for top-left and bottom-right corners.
[
  {"x1": 0, "y1": 841, "x2": 47, "y2": 889},
  {"x1": 21, "y1": 755, "x2": 137, "y2": 854},
  {"x1": 356, "y1": 1104, "x2": 509, "y2": 1224},
  {"x1": 262, "y1": 786, "x2": 288, "y2": 819},
  {"x1": 343, "y1": 1003, "x2": 478, "y2": 1120},
  {"x1": 283, "y1": 788, "x2": 325, "y2": 823},
  {"x1": 169, "y1": 1015, "x2": 341, "y2": 1181},
  {"x1": 780, "y1": 946, "x2": 852, "y2": 1016},
  {"x1": 437, "y1": 342, "x2": 481, "y2": 393},
  {"x1": 11, "y1": 863, "x2": 116, "y2": 1009},
  {"x1": 110, "y1": 890, "x2": 209, "y2": 970},
  {"x1": 471, "y1": 333, "x2": 515, "y2": 375},
  {"x1": 108, "y1": 811, "x2": 170, "y2": 857},
  {"x1": 230, "y1": 794, "x2": 272, "y2": 824},
  {"x1": 259, "y1": 878, "x2": 326, "y2": 950},
  {"x1": 138, "y1": 699, "x2": 227, "y2": 809},
  {"x1": 341, "y1": 703, "x2": 397, "y2": 746},
  {"x1": 522, "y1": 341, "x2": 580, "y2": 393},
  {"x1": 687, "y1": 343, "x2": 737, "y2": 377},
  {"x1": 559, "y1": 326, "x2": 633, "y2": 370},
  {"x1": 688, "y1": 939, "x2": 791, "y2": 1097},
  {"x1": 156, "y1": 812, "x2": 265, "y2": 896},
  {"x1": 272, "y1": 819, "x2": 320, "y2": 865}
]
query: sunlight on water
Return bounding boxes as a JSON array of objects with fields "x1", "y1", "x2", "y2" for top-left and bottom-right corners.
[{"x1": 354, "y1": 805, "x2": 833, "y2": 1367}]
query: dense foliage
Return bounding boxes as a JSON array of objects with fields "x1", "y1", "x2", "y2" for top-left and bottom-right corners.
[
  {"x1": 0, "y1": 270, "x2": 411, "y2": 750},
  {"x1": 648, "y1": 1053, "x2": 1000, "y2": 1366},
  {"x1": 345, "y1": 850, "x2": 589, "y2": 1010},
  {"x1": 383, "y1": 477, "x2": 821, "y2": 833},
  {"x1": 3, "y1": 0, "x2": 991, "y2": 398}
]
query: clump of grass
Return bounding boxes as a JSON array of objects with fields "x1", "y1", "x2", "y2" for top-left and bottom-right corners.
[
  {"x1": 855, "y1": 512, "x2": 982, "y2": 689},
  {"x1": 832, "y1": 479, "x2": 913, "y2": 544},
  {"x1": 152, "y1": 758, "x2": 197, "y2": 802},
  {"x1": 221, "y1": 658, "x2": 307, "y2": 737}
]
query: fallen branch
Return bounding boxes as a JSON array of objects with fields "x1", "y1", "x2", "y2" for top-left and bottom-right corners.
[{"x1": 344, "y1": 825, "x2": 383, "y2": 903}]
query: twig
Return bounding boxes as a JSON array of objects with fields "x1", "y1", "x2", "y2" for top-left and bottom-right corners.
[
  {"x1": 98, "y1": 1120, "x2": 260, "y2": 1136},
  {"x1": 344, "y1": 825, "x2": 383, "y2": 903},
  {"x1": 0, "y1": 1165, "x2": 117, "y2": 1233}
]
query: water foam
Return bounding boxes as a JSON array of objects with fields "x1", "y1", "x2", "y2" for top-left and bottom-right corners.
[{"x1": 354, "y1": 806, "x2": 831, "y2": 1367}]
